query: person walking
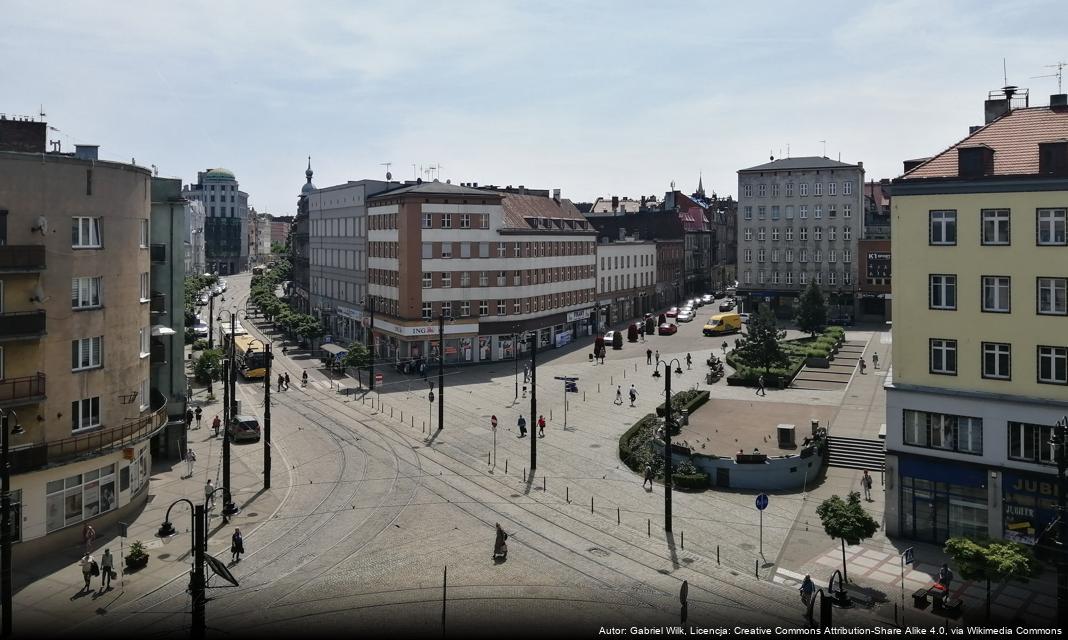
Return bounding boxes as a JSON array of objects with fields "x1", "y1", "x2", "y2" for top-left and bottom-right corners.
[
  {"x1": 284, "y1": 372, "x2": 291, "y2": 389},
  {"x1": 722, "y1": 341, "x2": 728, "y2": 355},
  {"x1": 493, "y1": 523, "x2": 508, "y2": 559},
  {"x1": 194, "y1": 406, "x2": 203, "y2": 429},
  {"x1": 654, "y1": 350, "x2": 660, "y2": 363},
  {"x1": 756, "y1": 375, "x2": 766, "y2": 396},
  {"x1": 523, "y1": 364, "x2": 529, "y2": 383},
  {"x1": 231, "y1": 528, "x2": 245, "y2": 562},
  {"x1": 862, "y1": 470, "x2": 874, "y2": 501},
  {"x1": 212, "y1": 415, "x2": 221, "y2": 437},
  {"x1": 302, "y1": 370, "x2": 308, "y2": 387},
  {"x1": 79, "y1": 553, "x2": 94, "y2": 592},
  {"x1": 185, "y1": 448, "x2": 197, "y2": 478},
  {"x1": 686, "y1": 353, "x2": 692, "y2": 370},
  {"x1": 859, "y1": 357, "x2": 867, "y2": 375},
  {"x1": 185, "y1": 408, "x2": 194, "y2": 429},
  {"x1": 100, "y1": 548, "x2": 114, "y2": 591},
  {"x1": 643, "y1": 464, "x2": 654, "y2": 489},
  {"x1": 82, "y1": 523, "x2": 96, "y2": 554},
  {"x1": 614, "y1": 386, "x2": 623, "y2": 405},
  {"x1": 646, "y1": 348, "x2": 653, "y2": 365},
  {"x1": 517, "y1": 415, "x2": 527, "y2": 438},
  {"x1": 938, "y1": 563, "x2": 953, "y2": 590},
  {"x1": 628, "y1": 384, "x2": 638, "y2": 407},
  {"x1": 639, "y1": 325, "x2": 645, "y2": 342},
  {"x1": 800, "y1": 574, "x2": 814, "y2": 607},
  {"x1": 872, "y1": 352, "x2": 880, "y2": 370},
  {"x1": 277, "y1": 373, "x2": 285, "y2": 392},
  {"x1": 537, "y1": 415, "x2": 546, "y2": 438},
  {"x1": 205, "y1": 479, "x2": 216, "y2": 510}
]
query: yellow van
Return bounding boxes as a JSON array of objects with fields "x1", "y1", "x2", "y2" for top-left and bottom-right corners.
[{"x1": 703, "y1": 312, "x2": 742, "y2": 336}]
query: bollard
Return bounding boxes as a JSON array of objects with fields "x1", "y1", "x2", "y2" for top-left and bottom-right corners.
[
  {"x1": 617, "y1": 507, "x2": 620, "y2": 524},
  {"x1": 411, "y1": 416, "x2": 414, "y2": 427},
  {"x1": 583, "y1": 391, "x2": 586, "y2": 402},
  {"x1": 550, "y1": 409, "x2": 553, "y2": 421},
  {"x1": 505, "y1": 459, "x2": 508, "y2": 474},
  {"x1": 542, "y1": 476, "x2": 546, "y2": 491},
  {"x1": 611, "y1": 376, "x2": 613, "y2": 385},
  {"x1": 590, "y1": 496, "x2": 594, "y2": 513},
  {"x1": 488, "y1": 452, "x2": 491, "y2": 465},
  {"x1": 566, "y1": 486, "x2": 569, "y2": 503},
  {"x1": 391, "y1": 407, "x2": 394, "y2": 418},
  {"x1": 647, "y1": 519, "x2": 651, "y2": 537},
  {"x1": 598, "y1": 383, "x2": 600, "y2": 393},
  {"x1": 634, "y1": 363, "x2": 637, "y2": 371},
  {"x1": 523, "y1": 468, "x2": 527, "y2": 482},
  {"x1": 624, "y1": 370, "x2": 626, "y2": 379},
  {"x1": 401, "y1": 411, "x2": 404, "y2": 422},
  {"x1": 717, "y1": 545, "x2": 720, "y2": 565},
  {"x1": 754, "y1": 559, "x2": 758, "y2": 578},
  {"x1": 681, "y1": 531, "x2": 684, "y2": 549}
]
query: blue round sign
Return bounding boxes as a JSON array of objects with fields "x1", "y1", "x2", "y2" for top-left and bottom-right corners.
[{"x1": 755, "y1": 494, "x2": 769, "y2": 511}]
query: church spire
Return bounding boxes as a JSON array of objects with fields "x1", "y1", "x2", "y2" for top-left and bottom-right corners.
[
  {"x1": 301, "y1": 156, "x2": 317, "y2": 195},
  {"x1": 696, "y1": 172, "x2": 705, "y2": 197}
]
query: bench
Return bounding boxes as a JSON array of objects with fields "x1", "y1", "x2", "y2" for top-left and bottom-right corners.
[{"x1": 912, "y1": 588, "x2": 931, "y2": 607}]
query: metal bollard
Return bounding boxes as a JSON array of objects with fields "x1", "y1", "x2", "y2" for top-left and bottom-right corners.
[
  {"x1": 647, "y1": 519, "x2": 651, "y2": 537},
  {"x1": 523, "y1": 468, "x2": 527, "y2": 482},
  {"x1": 488, "y1": 452, "x2": 491, "y2": 465},
  {"x1": 611, "y1": 376, "x2": 613, "y2": 385},
  {"x1": 634, "y1": 363, "x2": 637, "y2": 371},
  {"x1": 505, "y1": 459, "x2": 508, "y2": 474},
  {"x1": 598, "y1": 383, "x2": 601, "y2": 393},
  {"x1": 566, "y1": 486, "x2": 569, "y2": 503},
  {"x1": 624, "y1": 370, "x2": 626, "y2": 379},
  {"x1": 550, "y1": 409, "x2": 553, "y2": 421},
  {"x1": 755, "y1": 559, "x2": 758, "y2": 578},
  {"x1": 681, "y1": 531, "x2": 684, "y2": 549},
  {"x1": 617, "y1": 507, "x2": 620, "y2": 524},
  {"x1": 390, "y1": 407, "x2": 394, "y2": 418},
  {"x1": 542, "y1": 476, "x2": 546, "y2": 491},
  {"x1": 583, "y1": 392, "x2": 586, "y2": 402},
  {"x1": 590, "y1": 496, "x2": 594, "y2": 513},
  {"x1": 717, "y1": 545, "x2": 720, "y2": 565},
  {"x1": 411, "y1": 416, "x2": 414, "y2": 427}
]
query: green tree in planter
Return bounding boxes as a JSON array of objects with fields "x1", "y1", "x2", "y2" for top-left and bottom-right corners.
[
  {"x1": 796, "y1": 281, "x2": 828, "y2": 337},
  {"x1": 943, "y1": 537, "x2": 1038, "y2": 622},
  {"x1": 734, "y1": 304, "x2": 790, "y2": 376},
  {"x1": 612, "y1": 331, "x2": 623, "y2": 350},
  {"x1": 193, "y1": 349, "x2": 224, "y2": 384},
  {"x1": 340, "y1": 343, "x2": 370, "y2": 369},
  {"x1": 815, "y1": 491, "x2": 879, "y2": 582}
]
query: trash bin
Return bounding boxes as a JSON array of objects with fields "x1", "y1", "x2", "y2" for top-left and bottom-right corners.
[
  {"x1": 811, "y1": 419, "x2": 820, "y2": 436},
  {"x1": 680, "y1": 409, "x2": 689, "y2": 426}
]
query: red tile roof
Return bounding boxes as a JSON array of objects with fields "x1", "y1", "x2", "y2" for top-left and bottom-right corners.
[
  {"x1": 903, "y1": 106, "x2": 1068, "y2": 179},
  {"x1": 496, "y1": 192, "x2": 592, "y2": 232}
]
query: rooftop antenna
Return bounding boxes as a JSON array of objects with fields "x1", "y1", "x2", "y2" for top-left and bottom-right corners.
[
  {"x1": 39, "y1": 104, "x2": 46, "y2": 120},
  {"x1": 381, "y1": 161, "x2": 392, "y2": 181},
  {"x1": 819, "y1": 140, "x2": 826, "y2": 157},
  {"x1": 787, "y1": 143, "x2": 790, "y2": 158},
  {"x1": 1032, "y1": 61, "x2": 1067, "y2": 94},
  {"x1": 1003, "y1": 57, "x2": 1008, "y2": 87},
  {"x1": 412, "y1": 164, "x2": 417, "y2": 180}
]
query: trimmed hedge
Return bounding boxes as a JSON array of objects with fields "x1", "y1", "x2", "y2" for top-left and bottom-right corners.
[
  {"x1": 618, "y1": 413, "x2": 660, "y2": 472},
  {"x1": 673, "y1": 472, "x2": 710, "y2": 491},
  {"x1": 655, "y1": 389, "x2": 710, "y2": 417}
]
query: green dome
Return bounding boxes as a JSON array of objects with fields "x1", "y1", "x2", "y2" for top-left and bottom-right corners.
[{"x1": 204, "y1": 168, "x2": 235, "y2": 181}]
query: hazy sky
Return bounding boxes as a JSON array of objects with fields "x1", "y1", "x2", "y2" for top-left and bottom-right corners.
[{"x1": 6, "y1": 1, "x2": 1065, "y2": 213}]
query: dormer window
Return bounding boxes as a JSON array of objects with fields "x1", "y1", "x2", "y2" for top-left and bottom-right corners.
[
  {"x1": 1039, "y1": 141, "x2": 1068, "y2": 177},
  {"x1": 958, "y1": 146, "x2": 994, "y2": 178}
]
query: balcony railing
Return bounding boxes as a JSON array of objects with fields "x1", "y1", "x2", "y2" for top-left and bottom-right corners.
[
  {"x1": 0, "y1": 310, "x2": 46, "y2": 341},
  {"x1": 0, "y1": 245, "x2": 46, "y2": 272},
  {"x1": 0, "y1": 372, "x2": 45, "y2": 407},
  {"x1": 9, "y1": 390, "x2": 168, "y2": 474}
]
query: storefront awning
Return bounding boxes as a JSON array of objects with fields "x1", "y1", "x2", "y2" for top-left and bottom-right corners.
[
  {"x1": 321, "y1": 343, "x2": 348, "y2": 356},
  {"x1": 151, "y1": 325, "x2": 176, "y2": 336}
]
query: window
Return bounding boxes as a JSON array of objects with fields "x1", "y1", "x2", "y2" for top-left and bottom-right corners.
[
  {"x1": 514, "y1": 243, "x2": 521, "y2": 257},
  {"x1": 771, "y1": 184, "x2": 779, "y2": 198},
  {"x1": 785, "y1": 249, "x2": 793, "y2": 262},
  {"x1": 45, "y1": 463, "x2": 116, "y2": 532},
  {"x1": 479, "y1": 300, "x2": 488, "y2": 316},
  {"x1": 981, "y1": 342, "x2": 1011, "y2": 379},
  {"x1": 758, "y1": 184, "x2": 767, "y2": 197},
  {"x1": 441, "y1": 214, "x2": 452, "y2": 229},
  {"x1": 814, "y1": 227, "x2": 822, "y2": 241},
  {"x1": 929, "y1": 274, "x2": 957, "y2": 310},
  {"x1": 460, "y1": 271, "x2": 470, "y2": 287},
  {"x1": 421, "y1": 243, "x2": 433, "y2": 259},
  {"x1": 422, "y1": 303, "x2": 432, "y2": 320},
  {"x1": 772, "y1": 271, "x2": 780, "y2": 284},
  {"x1": 930, "y1": 210, "x2": 957, "y2": 245},
  {"x1": 744, "y1": 271, "x2": 751, "y2": 284},
  {"x1": 844, "y1": 271, "x2": 851, "y2": 285},
  {"x1": 758, "y1": 249, "x2": 766, "y2": 263},
  {"x1": 814, "y1": 183, "x2": 823, "y2": 196},
  {"x1": 799, "y1": 272, "x2": 807, "y2": 285},
  {"x1": 801, "y1": 227, "x2": 809, "y2": 241},
  {"x1": 814, "y1": 249, "x2": 822, "y2": 262},
  {"x1": 828, "y1": 250, "x2": 836, "y2": 263},
  {"x1": 799, "y1": 249, "x2": 808, "y2": 263},
  {"x1": 744, "y1": 206, "x2": 752, "y2": 220},
  {"x1": 497, "y1": 271, "x2": 506, "y2": 286},
  {"x1": 815, "y1": 272, "x2": 822, "y2": 285},
  {"x1": 785, "y1": 272, "x2": 793, "y2": 285},
  {"x1": 71, "y1": 277, "x2": 102, "y2": 309},
  {"x1": 981, "y1": 209, "x2": 1010, "y2": 245},
  {"x1": 442, "y1": 272, "x2": 452, "y2": 288},
  {"x1": 422, "y1": 272, "x2": 432, "y2": 288},
  {"x1": 843, "y1": 204, "x2": 852, "y2": 218},
  {"x1": 785, "y1": 228, "x2": 793, "y2": 241},
  {"x1": 479, "y1": 242, "x2": 489, "y2": 257},
  {"x1": 139, "y1": 272, "x2": 150, "y2": 302},
  {"x1": 930, "y1": 338, "x2": 957, "y2": 374},
  {"x1": 758, "y1": 227, "x2": 766, "y2": 241},
  {"x1": 982, "y1": 276, "x2": 1011, "y2": 313},
  {"x1": 139, "y1": 327, "x2": 150, "y2": 357},
  {"x1": 744, "y1": 229, "x2": 752, "y2": 241},
  {"x1": 743, "y1": 249, "x2": 752, "y2": 263},
  {"x1": 828, "y1": 182, "x2": 836, "y2": 196},
  {"x1": 814, "y1": 205, "x2": 822, "y2": 219},
  {"x1": 771, "y1": 249, "x2": 779, "y2": 262},
  {"x1": 771, "y1": 228, "x2": 780, "y2": 241},
  {"x1": 843, "y1": 227, "x2": 852, "y2": 240},
  {"x1": 843, "y1": 181, "x2": 853, "y2": 195},
  {"x1": 829, "y1": 227, "x2": 836, "y2": 241},
  {"x1": 786, "y1": 183, "x2": 794, "y2": 197},
  {"x1": 139, "y1": 378, "x2": 150, "y2": 411},
  {"x1": 497, "y1": 242, "x2": 506, "y2": 258},
  {"x1": 903, "y1": 410, "x2": 982, "y2": 455},
  {"x1": 799, "y1": 183, "x2": 808, "y2": 197},
  {"x1": 479, "y1": 271, "x2": 488, "y2": 286},
  {"x1": 1037, "y1": 208, "x2": 1067, "y2": 245},
  {"x1": 459, "y1": 242, "x2": 471, "y2": 258},
  {"x1": 758, "y1": 206, "x2": 766, "y2": 220},
  {"x1": 496, "y1": 300, "x2": 505, "y2": 316},
  {"x1": 139, "y1": 219, "x2": 149, "y2": 248},
  {"x1": 461, "y1": 301, "x2": 470, "y2": 317},
  {"x1": 72, "y1": 217, "x2": 102, "y2": 248},
  {"x1": 1037, "y1": 345, "x2": 1068, "y2": 384},
  {"x1": 771, "y1": 206, "x2": 780, "y2": 220},
  {"x1": 71, "y1": 397, "x2": 101, "y2": 432},
  {"x1": 441, "y1": 242, "x2": 452, "y2": 258},
  {"x1": 71, "y1": 337, "x2": 103, "y2": 371},
  {"x1": 743, "y1": 184, "x2": 752, "y2": 198},
  {"x1": 1008, "y1": 422, "x2": 1056, "y2": 464},
  {"x1": 460, "y1": 214, "x2": 470, "y2": 229},
  {"x1": 785, "y1": 205, "x2": 794, "y2": 220},
  {"x1": 843, "y1": 250, "x2": 851, "y2": 263},
  {"x1": 828, "y1": 271, "x2": 836, "y2": 285},
  {"x1": 480, "y1": 215, "x2": 489, "y2": 229},
  {"x1": 422, "y1": 213, "x2": 432, "y2": 228},
  {"x1": 758, "y1": 271, "x2": 765, "y2": 284},
  {"x1": 799, "y1": 205, "x2": 808, "y2": 219},
  {"x1": 1038, "y1": 277, "x2": 1067, "y2": 315}
]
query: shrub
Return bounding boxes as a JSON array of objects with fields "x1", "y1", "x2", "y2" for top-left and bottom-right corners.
[
  {"x1": 192, "y1": 338, "x2": 209, "y2": 351},
  {"x1": 673, "y1": 472, "x2": 710, "y2": 491},
  {"x1": 618, "y1": 413, "x2": 662, "y2": 472},
  {"x1": 193, "y1": 349, "x2": 224, "y2": 383}
]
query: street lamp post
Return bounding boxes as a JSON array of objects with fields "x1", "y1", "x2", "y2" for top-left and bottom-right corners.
[
  {"x1": 1053, "y1": 417, "x2": 1068, "y2": 629},
  {"x1": 428, "y1": 382, "x2": 435, "y2": 431},
  {"x1": 157, "y1": 499, "x2": 207, "y2": 639},
  {"x1": 366, "y1": 297, "x2": 376, "y2": 391},
  {"x1": 438, "y1": 313, "x2": 444, "y2": 431},
  {"x1": 216, "y1": 311, "x2": 241, "y2": 519},
  {"x1": 1, "y1": 410, "x2": 25, "y2": 638},
  {"x1": 652, "y1": 358, "x2": 683, "y2": 532},
  {"x1": 263, "y1": 342, "x2": 272, "y2": 490},
  {"x1": 207, "y1": 291, "x2": 215, "y2": 350},
  {"x1": 529, "y1": 331, "x2": 538, "y2": 471},
  {"x1": 513, "y1": 324, "x2": 519, "y2": 400}
]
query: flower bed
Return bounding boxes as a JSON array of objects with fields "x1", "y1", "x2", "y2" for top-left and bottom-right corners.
[{"x1": 726, "y1": 327, "x2": 844, "y2": 386}]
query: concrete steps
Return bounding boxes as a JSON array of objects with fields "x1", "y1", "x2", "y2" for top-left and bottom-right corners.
[{"x1": 827, "y1": 435, "x2": 885, "y2": 470}]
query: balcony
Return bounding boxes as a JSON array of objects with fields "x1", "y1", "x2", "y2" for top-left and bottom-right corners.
[
  {"x1": 0, "y1": 310, "x2": 46, "y2": 342},
  {"x1": 150, "y1": 292, "x2": 167, "y2": 315},
  {"x1": 150, "y1": 243, "x2": 167, "y2": 263},
  {"x1": 150, "y1": 340, "x2": 167, "y2": 365},
  {"x1": 8, "y1": 389, "x2": 168, "y2": 474},
  {"x1": 0, "y1": 245, "x2": 46, "y2": 272},
  {"x1": 0, "y1": 372, "x2": 46, "y2": 408}
]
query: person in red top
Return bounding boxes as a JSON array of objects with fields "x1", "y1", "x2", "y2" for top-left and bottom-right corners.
[{"x1": 537, "y1": 415, "x2": 546, "y2": 438}]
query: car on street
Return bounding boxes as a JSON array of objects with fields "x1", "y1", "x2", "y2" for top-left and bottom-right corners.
[
  {"x1": 657, "y1": 322, "x2": 678, "y2": 336},
  {"x1": 192, "y1": 321, "x2": 210, "y2": 337},
  {"x1": 739, "y1": 312, "x2": 751, "y2": 323},
  {"x1": 229, "y1": 415, "x2": 262, "y2": 442},
  {"x1": 719, "y1": 301, "x2": 734, "y2": 312},
  {"x1": 829, "y1": 313, "x2": 854, "y2": 326},
  {"x1": 688, "y1": 298, "x2": 702, "y2": 308},
  {"x1": 665, "y1": 307, "x2": 679, "y2": 318},
  {"x1": 701, "y1": 294, "x2": 714, "y2": 304},
  {"x1": 677, "y1": 310, "x2": 695, "y2": 322},
  {"x1": 603, "y1": 330, "x2": 621, "y2": 348},
  {"x1": 197, "y1": 294, "x2": 209, "y2": 306}
]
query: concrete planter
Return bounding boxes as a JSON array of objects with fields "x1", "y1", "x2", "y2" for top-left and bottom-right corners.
[{"x1": 805, "y1": 356, "x2": 831, "y2": 368}]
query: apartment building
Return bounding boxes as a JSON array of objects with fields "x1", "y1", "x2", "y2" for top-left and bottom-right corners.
[
  {"x1": 0, "y1": 119, "x2": 162, "y2": 555},
  {"x1": 182, "y1": 168, "x2": 249, "y2": 275},
  {"x1": 736, "y1": 157, "x2": 865, "y2": 318},
  {"x1": 595, "y1": 238, "x2": 657, "y2": 328},
  {"x1": 885, "y1": 91, "x2": 1068, "y2": 545},
  {"x1": 366, "y1": 181, "x2": 597, "y2": 364}
]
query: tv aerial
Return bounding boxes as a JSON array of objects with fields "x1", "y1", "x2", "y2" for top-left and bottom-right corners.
[
  {"x1": 1032, "y1": 61, "x2": 1067, "y2": 94},
  {"x1": 381, "y1": 162, "x2": 392, "y2": 181}
]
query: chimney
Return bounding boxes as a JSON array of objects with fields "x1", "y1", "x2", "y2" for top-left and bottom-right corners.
[
  {"x1": 552, "y1": 188, "x2": 560, "y2": 202},
  {"x1": 969, "y1": 125, "x2": 983, "y2": 134},
  {"x1": 984, "y1": 87, "x2": 1017, "y2": 124},
  {"x1": 74, "y1": 145, "x2": 99, "y2": 161},
  {"x1": 1052, "y1": 94, "x2": 1068, "y2": 109},
  {"x1": 611, "y1": 196, "x2": 619, "y2": 212}
]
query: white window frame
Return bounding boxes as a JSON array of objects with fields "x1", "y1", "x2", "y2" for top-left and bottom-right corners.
[
  {"x1": 982, "y1": 342, "x2": 1011, "y2": 380},
  {"x1": 139, "y1": 327, "x2": 150, "y2": 357},
  {"x1": 441, "y1": 243, "x2": 452, "y2": 259},
  {"x1": 72, "y1": 276, "x2": 102, "y2": 309},
  {"x1": 460, "y1": 214, "x2": 470, "y2": 229},
  {"x1": 744, "y1": 206, "x2": 752, "y2": 220},
  {"x1": 72, "y1": 217, "x2": 102, "y2": 248},
  {"x1": 814, "y1": 205, "x2": 822, "y2": 219},
  {"x1": 72, "y1": 336, "x2": 103, "y2": 371},
  {"x1": 743, "y1": 184, "x2": 752, "y2": 198},
  {"x1": 441, "y1": 272, "x2": 452, "y2": 288},
  {"x1": 814, "y1": 183, "x2": 823, "y2": 197},
  {"x1": 1038, "y1": 277, "x2": 1067, "y2": 315},
  {"x1": 843, "y1": 181, "x2": 853, "y2": 195},
  {"x1": 814, "y1": 227, "x2": 822, "y2": 241},
  {"x1": 930, "y1": 338, "x2": 957, "y2": 375},
  {"x1": 930, "y1": 274, "x2": 957, "y2": 310},
  {"x1": 799, "y1": 205, "x2": 808, "y2": 219},
  {"x1": 981, "y1": 275, "x2": 1011, "y2": 313},
  {"x1": 785, "y1": 272, "x2": 793, "y2": 285},
  {"x1": 461, "y1": 301, "x2": 470, "y2": 317},
  {"x1": 828, "y1": 182, "x2": 836, "y2": 196},
  {"x1": 139, "y1": 378, "x2": 150, "y2": 411},
  {"x1": 441, "y1": 214, "x2": 452, "y2": 229},
  {"x1": 771, "y1": 228, "x2": 780, "y2": 241},
  {"x1": 1038, "y1": 345, "x2": 1068, "y2": 385},
  {"x1": 758, "y1": 227, "x2": 765, "y2": 241},
  {"x1": 422, "y1": 303, "x2": 433, "y2": 320},
  {"x1": 139, "y1": 272, "x2": 150, "y2": 302},
  {"x1": 1037, "y1": 208, "x2": 1067, "y2": 245},
  {"x1": 981, "y1": 209, "x2": 1011, "y2": 245},
  {"x1": 843, "y1": 227, "x2": 852, "y2": 240},
  {"x1": 139, "y1": 219, "x2": 149, "y2": 248},
  {"x1": 786, "y1": 183, "x2": 794, "y2": 197},
  {"x1": 843, "y1": 204, "x2": 852, "y2": 218},
  {"x1": 799, "y1": 183, "x2": 808, "y2": 197},
  {"x1": 71, "y1": 397, "x2": 101, "y2": 432},
  {"x1": 785, "y1": 228, "x2": 793, "y2": 241},
  {"x1": 930, "y1": 210, "x2": 957, "y2": 245},
  {"x1": 422, "y1": 272, "x2": 432, "y2": 289},
  {"x1": 744, "y1": 229, "x2": 752, "y2": 241}
]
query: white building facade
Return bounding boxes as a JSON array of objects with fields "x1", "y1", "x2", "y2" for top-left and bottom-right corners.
[{"x1": 595, "y1": 238, "x2": 657, "y2": 328}]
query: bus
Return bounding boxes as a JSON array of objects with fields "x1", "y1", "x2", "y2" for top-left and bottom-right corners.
[{"x1": 234, "y1": 334, "x2": 269, "y2": 379}]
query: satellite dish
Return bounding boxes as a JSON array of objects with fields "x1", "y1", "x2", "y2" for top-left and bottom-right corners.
[
  {"x1": 30, "y1": 283, "x2": 48, "y2": 303},
  {"x1": 32, "y1": 216, "x2": 48, "y2": 234},
  {"x1": 385, "y1": 171, "x2": 392, "y2": 180}
]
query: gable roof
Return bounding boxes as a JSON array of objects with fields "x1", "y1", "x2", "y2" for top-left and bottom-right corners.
[
  {"x1": 370, "y1": 180, "x2": 498, "y2": 199},
  {"x1": 494, "y1": 192, "x2": 593, "y2": 232},
  {"x1": 902, "y1": 106, "x2": 1068, "y2": 179},
  {"x1": 739, "y1": 156, "x2": 860, "y2": 172}
]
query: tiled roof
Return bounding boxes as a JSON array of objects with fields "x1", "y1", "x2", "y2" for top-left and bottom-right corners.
[
  {"x1": 903, "y1": 106, "x2": 1068, "y2": 179},
  {"x1": 496, "y1": 192, "x2": 592, "y2": 232},
  {"x1": 370, "y1": 180, "x2": 496, "y2": 199},
  {"x1": 740, "y1": 156, "x2": 859, "y2": 172}
]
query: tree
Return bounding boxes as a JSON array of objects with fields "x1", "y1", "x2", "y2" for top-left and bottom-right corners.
[
  {"x1": 340, "y1": 343, "x2": 370, "y2": 369},
  {"x1": 796, "y1": 281, "x2": 828, "y2": 337},
  {"x1": 734, "y1": 304, "x2": 790, "y2": 375},
  {"x1": 612, "y1": 331, "x2": 623, "y2": 350},
  {"x1": 944, "y1": 537, "x2": 1039, "y2": 621},
  {"x1": 815, "y1": 491, "x2": 880, "y2": 582},
  {"x1": 193, "y1": 349, "x2": 224, "y2": 384}
]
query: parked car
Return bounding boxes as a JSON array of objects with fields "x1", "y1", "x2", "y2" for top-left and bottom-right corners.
[
  {"x1": 197, "y1": 294, "x2": 209, "y2": 306},
  {"x1": 739, "y1": 312, "x2": 751, "y2": 323},
  {"x1": 719, "y1": 301, "x2": 734, "y2": 312},
  {"x1": 229, "y1": 415, "x2": 261, "y2": 442},
  {"x1": 658, "y1": 322, "x2": 678, "y2": 336},
  {"x1": 665, "y1": 307, "x2": 679, "y2": 318},
  {"x1": 192, "y1": 322, "x2": 210, "y2": 337},
  {"x1": 677, "y1": 310, "x2": 696, "y2": 322},
  {"x1": 701, "y1": 294, "x2": 714, "y2": 304},
  {"x1": 603, "y1": 330, "x2": 617, "y2": 344}
]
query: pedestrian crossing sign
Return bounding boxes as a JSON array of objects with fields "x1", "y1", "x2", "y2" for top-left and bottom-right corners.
[{"x1": 903, "y1": 547, "x2": 914, "y2": 565}]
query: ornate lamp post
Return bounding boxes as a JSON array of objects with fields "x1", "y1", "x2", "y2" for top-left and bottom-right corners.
[
  {"x1": 1, "y1": 410, "x2": 25, "y2": 638},
  {"x1": 652, "y1": 358, "x2": 684, "y2": 532},
  {"x1": 157, "y1": 499, "x2": 207, "y2": 639}
]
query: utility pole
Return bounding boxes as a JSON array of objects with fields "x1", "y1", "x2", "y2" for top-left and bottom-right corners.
[
  {"x1": 208, "y1": 294, "x2": 215, "y2": 350},
  {"x1": 221, "y1": 314, "x2": 238, "y2": 517},
  {"x1": 191, "y1": 503, "x2": 206, "y2": 639},
  {"x1": 664, "y1": 364, "x2": 673, "y2": 532},
  {"x1": 530, "y1": 332, "x2": 538, "y2": 471},
  {"x1": 1055, "y1": 417, "x2": 1068, "y2": 630},
  {"x1": 438, "y1": 313, "x2": 444, "y2": 431},
  {"x1": 263, "y1": 342, "x2": 272, "y2": 490},
  {"x1": 368, "y1": 297, "x2": 376, "y2": 391},
  {"x1": 1, "y1": 410, "x2": 24, "y2": 638}
]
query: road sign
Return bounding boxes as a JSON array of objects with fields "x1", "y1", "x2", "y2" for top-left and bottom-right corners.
[
  {"x1": 565, "y1": 381, "x2": 578, "y2": 393},
  {"x1": 755, "y1": 494, "x2": 769, "y2": 511},
  {"x1": 903, "y1": 547, "x2": 914, "y2": 565},
  {"x1": 375, "y1": 372, "x2": 384, "y2": 384},
  {"x1": 428, "y1": 391, "x2": 435, "y2": 403},
  {"x1": 491, "y1": 415, "x2": 498, "y2": 429}
]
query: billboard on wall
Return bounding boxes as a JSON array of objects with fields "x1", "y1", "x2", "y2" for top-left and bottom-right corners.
[
  {"x1": 1002, "y1": 471, "x2": 1058, "y2": 545},
  {"x1": 866, "y1": 251, "x2": 891, "y2": 279}
]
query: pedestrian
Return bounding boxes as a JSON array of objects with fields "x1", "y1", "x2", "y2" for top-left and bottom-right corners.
[
  {"x1": 646, "y1": 348, "x2": 652, "y2": 365},
  {"x1": 185, "y1": 447, "x2": 197, "y2": 478},
  {"x1": 100, "y1": 548, "x2": 114, "y2": 590},
  {"x1": 212, "y1": 415, "x2": 221, "y2": 437},
  {"x1": 614, "y1": 386, "x2": 623, "y2": 405},
  {"x1": 734, "y1": 338, "x2": 740, "y2": 350},
  {"x1": 185, "y1": 408, "x2": 194, "y2": 428},
  {"x1": 859, "y1": 357, "x2": 867, "y2": 375},
  {"x1": 722, "y1": 341, "x2": 728, "y2": 355},
  {"x1": 872, "y1": 352, "x2": 880, "y2": 370},
  {"x1": 756, "y1": 375, "x2": 766, "y2": 396},
  {"x1": 82, "y1": 523, "x2": 96, "y2": 554},
  {"x1": 79, "y1": 553, "x2": 94, "y2": 592},
  {"x1": 655, "y1": 350, "x2": 660, "y2": 363},
  {"x1": 628, "y1": 384, "x2": 638, "y2": 407},
  {"x1": 862, "y1": 469, "x2": 873, "y2": 501},
  {"x1": 800, "y1": 574, "x2": 814, "y2": 607},
  {"x1": 643, "y1": 464, "x2": 653, "y2": 489},
  {"x1": 517, "y1": 415, "x2": 527, "y2": 438},
  {"x1": 420, "y1": 362, "x2": 427, "y2": 379},
  {"x1": 639, "y1": 325, "x2": 645, "y2": 342},
  {"x1": 284, "y1": 372, "x2": 291, "y2": 389},
  {"x1": 231, "y1": 528, "x2": 245, "y2": 562},
  {"x1": 522, "y1": 385, "x2": 527, "y2": 398},
  {"x1": 523, "y1": 364, "x2": 529, "y2": 383},
  {"x1": 493, "y1": 522, "x2": 508, "y2": 559},
  {"x1": 277, "y1": 373, "x2": 284, "y2": 392},
  {"x1": 205, "y1": 479, "x2": 215, "y2": 510},
  {"x1": 686, "y1": 353, "x2": 692, "y2": 370},
  {"x1": 538, "y1": 415, "x2": 546, "y2": 438},
  {"x1": 194, "y1": 406, "x2": 203, "y2": 429},
  {"x1": 302, "y1": 370, "x2": 308, "y2": 387}
]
